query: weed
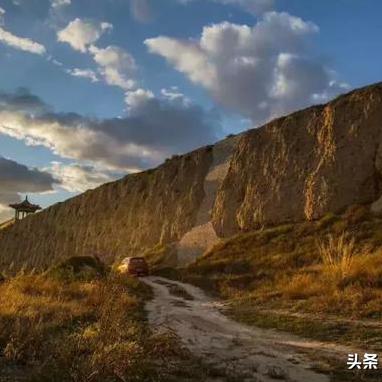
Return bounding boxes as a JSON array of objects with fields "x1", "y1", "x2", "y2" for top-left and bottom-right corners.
[{"x1": 317, "y1": 233, "x2": 356, "y2": 284}]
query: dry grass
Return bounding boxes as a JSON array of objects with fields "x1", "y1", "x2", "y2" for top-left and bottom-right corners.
[
  {"x1": 162, "y1": 205, "x2": 382, "y2": 348},
  {"x1": 182, "y1": 206, "x2": 382, "y2": 318},
  {"x1": 0, "y1": 270, "x2": 205, "y2": 382},
  {"x1": 317, "y1": 233, "x2": 356, "y2": 283}
]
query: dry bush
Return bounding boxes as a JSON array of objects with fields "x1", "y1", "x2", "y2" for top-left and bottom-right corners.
[
  {"x1": 338, "y1": 251, "x2": 382, "y2": 289},
  {"x1": 317, "y1": 233, "x2": 356, "y2": 284}
]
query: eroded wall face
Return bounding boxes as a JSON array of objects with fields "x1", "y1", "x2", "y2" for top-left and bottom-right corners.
[
  {"x1": 1, "y1": 83, "x2": 382, "y2": 271},
  {"x1": 212, "y1": 84, "x2": 382, "y2": 236},
  {"x1": 0, "y1": 147, "x2": 212, "y2": 271}
]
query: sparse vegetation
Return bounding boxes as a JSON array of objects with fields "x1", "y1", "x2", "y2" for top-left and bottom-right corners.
[
  {"x1": 157, "y1": 205, "x2": 382, "y2": 350},
  {"x1": 0, "y1": 258, "x2": 213, "y2": 382},
  {"x1": 47, "y1": 255, "x2": 108, "y2": 281},
  {"x1": 144, "y1": 243, "x2": 177, "y2": 269}
]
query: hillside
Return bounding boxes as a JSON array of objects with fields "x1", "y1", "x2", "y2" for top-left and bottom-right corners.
[
  {"x1": 156, "y1": 204, "x2": 382, "y2": 356},
  {"x1": 1, "y1": 82, "x2": 382, "y2": 272}
]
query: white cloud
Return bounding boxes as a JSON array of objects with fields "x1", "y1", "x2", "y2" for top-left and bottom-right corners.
[
  {"x1": 50, "y1": 58, "x2": 64, "y2": 66},
  {"x1": 161, "y1": 86, "x2": 190, "y2": 105},
  {"x1": 0, "y1": 88, "x2": 219, "y2": 171},
  {"x1": 50, "y1": 162, "x2": 118, "y2": 192},
  {"x1": 0, "y1": 27, "x2": 46, "y2": 55},
  {"x1": 125, "y1": 88, "x2": 154, "y2": 111},
  {"x1": 57, "y1": 18, "x2": 113, "y2": 53},
  {"x1": 56, "y1": 19, "x2": 137, "y2": 90},
  {"x1": 57, "y1": 19, "x2": 136, "y2": 90},
  {"x1": 66, "y1": 68, "x2": 99, "y2": 82},
  {"x1": 89, "y1": 45, "x2": 137, "y2": 90},
  {"x1": 146, "y1": 12, "x2": 347, "y2": 125},
  {"x1": 146, "y1": 37, "x2": 216, "y2": 87},
  {"x1": 51, "y1": 0, "x2": 71, "y2": 8}
]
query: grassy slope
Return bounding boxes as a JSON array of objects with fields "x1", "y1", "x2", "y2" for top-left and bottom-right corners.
[
  {"x1": 153, "y1": 205, "x2": 382, "y2": 354},
  {"x1": 0, "y1": 270, "x2": 215, "y2": 382}
]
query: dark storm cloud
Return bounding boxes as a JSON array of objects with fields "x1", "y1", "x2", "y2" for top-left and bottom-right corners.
[
  {"x1": 0, "y1": 88, "x2": 49, "y2": 113},
  {"x1": 0, "y1": 156, "x2": 59, "y2": 194},
  {"x1": 0, "y1": 156, "x2": 59, "y2": 219}
]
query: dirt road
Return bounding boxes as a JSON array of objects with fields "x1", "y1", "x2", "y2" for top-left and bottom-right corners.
[{"x1": 142, "y1": 276, "x2": 351, "y2": 382}]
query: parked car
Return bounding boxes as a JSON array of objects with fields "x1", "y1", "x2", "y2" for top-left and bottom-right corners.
[{"x1": 117, "y1": 257, "x2": 149, "y2": 277}]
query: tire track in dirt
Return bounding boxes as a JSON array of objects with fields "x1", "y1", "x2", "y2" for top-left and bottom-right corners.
[{"x1": 142, "y1": 276, "x2": 350, "y2": 382}]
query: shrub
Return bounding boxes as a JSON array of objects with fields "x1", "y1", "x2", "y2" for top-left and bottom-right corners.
[
  {"x1": 317, "y1": 233, "x2": 355, "y2": 284},
  {"x1": 48, "y1": 256, "x2": 107, "y2": 281}
]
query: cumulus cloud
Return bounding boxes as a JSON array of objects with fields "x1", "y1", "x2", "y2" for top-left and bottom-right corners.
[
  {"x1": 66, "y1": 68, "x2": 99, "y2": 82},
  {"x1": 0, "y1": 156, "x2": 58, "y2": 220},
  {"x1": 0, "y1": 88, "x2": 220, "y2": 172},
  {"x1": 0, "y1": 27, "x2": 46, "y2": 55},
  {"x1": 146, "y1": 12, "x2": 348, "y2": 125},
  {"x1": 125, "y1": 88, "x2": 154, "y2": 111},
  {"x1": 89, "y1": 45, "x2": 137, "y2": 90},
  {"x1": 57, "y1": 18, "x2": 113, "y2": 52},
  {"x1": 49, "y1": 162, "x2": 120, "y2": 192},
  {"x1": 56, "y1": 19, "x2": 135, "y2": 90}
]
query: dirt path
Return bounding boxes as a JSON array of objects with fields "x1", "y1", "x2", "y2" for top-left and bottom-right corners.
[{"x1": 142, "y1": 276, "x2": 353, "y2": 382}]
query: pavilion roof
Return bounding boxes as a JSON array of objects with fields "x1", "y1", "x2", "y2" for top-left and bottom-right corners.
[{"x1": 9, "y1": 197, "x2": 42, "y2": 212}]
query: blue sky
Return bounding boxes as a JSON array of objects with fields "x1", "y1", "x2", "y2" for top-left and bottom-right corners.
[{"x1": 0, "y1": 0, "x2": 381, "y2": 220}]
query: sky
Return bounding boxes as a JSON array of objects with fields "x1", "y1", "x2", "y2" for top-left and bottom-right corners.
[{"x1": 0, "y1": 0, "x2": 381, "y2": 221}]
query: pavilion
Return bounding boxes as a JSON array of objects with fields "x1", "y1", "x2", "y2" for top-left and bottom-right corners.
[{"x1": 9, "y1": 196, "x2": 42, "y2": 220}]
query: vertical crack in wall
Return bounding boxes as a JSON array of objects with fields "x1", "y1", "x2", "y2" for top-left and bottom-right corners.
[{"x1": 304, "y1": 106, "x2": 336, "y2": 220}]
